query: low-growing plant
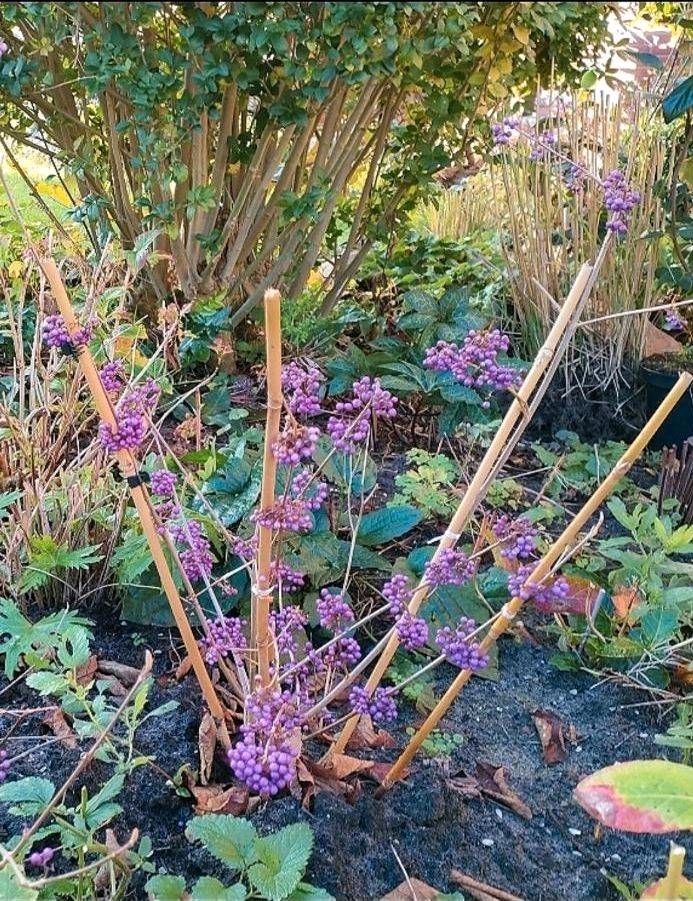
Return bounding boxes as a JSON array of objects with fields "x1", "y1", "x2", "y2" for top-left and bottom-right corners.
[
  {"x1": 145, "y1": 816, "x2": 331, "y2": 901},
  {"x1": 393, "y1": 449, "x2": 460, "y2": 519}
]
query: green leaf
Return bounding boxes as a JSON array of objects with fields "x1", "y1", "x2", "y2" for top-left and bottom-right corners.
[
  {"x1": 0, "y1": 868, "x2": 38, "y2": 901},
  {"x1": 192, "y1": 877, "x2": 247, "y2": 900},
  {"x1": 640, "y1": 607, "x2": 678, "y2": 645},
  {"x1": 145, "y1": 874, "x2": 187, "y2": 901},
  {"x1": 25, "y1": 671, "x2": 69, "y2": 696},
  {"x1": 580, "y1": 70, "x2": 598, "y2": 88},
  {"x1": 0, "y1": 776, "x2": 55, "y2": 817},
  {"x1": 287, "y1": 883, "x2": 335, "y2": 901},
  {"x1": 663, "y1": 75, "x2": 693, "y2": 123},
  {"x1": 574, "y1": 760, "x2": 693, "y2": 832},
  {"x1": 248, "y1": 822, "x2": 314, "y2": 901},
  {"x1": 356, "y1": 505, "x2": 422, "y2": 546},
  {"x1": 186, "y1": 815, "x2": 258, "y2": 871}
]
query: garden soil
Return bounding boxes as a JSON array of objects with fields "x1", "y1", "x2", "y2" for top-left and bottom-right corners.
[{"x1": 2, "y1": 610, "x2": 687, "y2": 901}]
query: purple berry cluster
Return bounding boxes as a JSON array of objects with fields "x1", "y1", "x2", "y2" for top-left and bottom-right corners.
[
  {"x1": 664, "y1": 308, "x2": 686, "y2": 332},
  {"x1": 282, "y1": 361, "x2": 324, "y2": 417},
  {"x1": 424, "y1": 330, "x2": 520, "y2": 396},
  {"x1": 602, "y1": 170, "x2": 640, "y2": 235},
  {"x1": 270, "y1": 561, "x2": 305, "y2": 593},
  {"x1": 508, "y1": 565, "x2": 571, "y2": 612},
  {"x1": 327, "y1": 377, "x2": 397, "y2": 454},
  {"x1": 492, "y1": 515, "x2": 537, "y2": 560},
  {"x1": 349, "y1": 685, "x2": 398, "y2": 724},
  {"x1": 0, "y1": 749, "x2": 9, "y2": 783},
  {"x1": 98, "y1": 378, "x2": 160, "y2": 453},
  {"x1": 564, "y1": 163, "x2": 587, "y2": 195},
  {"x1": 41, "y1": 314, "x2": 72, "y2": 350},
  {"x1": 272, "y1": 423, "x2": 320, "y2": 465},
  {"x1": 270, "y1": 606, "x2": 308, "y2": 656},
  {"x1": 435, "y1": 619, "x2": 489, "y2": 671},
  {"x1": 529, "y1": 130, "x2": 556, "y2": 162},
  {"x1": 27, "y1": 847, "x2": 56, "y2": 869},
  {"x1": 317, "y1": 588, "x2": 354, "y2": 630},
  {"x1": 227, "y1": 690, "x2": 301, "y2": 796},
  {"x1": 150, "y1": 468, "x2": 178, "y2": 497},
  {"x1": 168, "y1": 518, "x2": 215, "y2": 583},
  {"x1": 0, "y1": 39, "x2": 8, "y2": 57},
  {"x1": 99, "y1": 360, "x2": 126, "y2": 394},
  {"x1": 382, "y1": 573, "x2": 413, "y2": 617},
  {"x1": 322, "y1": 636, "x2": 362, "y2": 669},
  {"x1": 232, "y1": 535, "x2": 258, "y2": 561},
  {"x1": 424, "y1": 547, "x2": 477, "y2": 588},
  {"x1": 290, "y1": 469, "x2": 329, "y2": 510},
  {"x1": 252, "y1": 496, "x2": 313, "y2": 533},
  {"x1": 199, "y1": 616, "x2": 247, "y2": 665},
  {"x1": 395, "y1": 611, "x2": 429, "y2": 650}
]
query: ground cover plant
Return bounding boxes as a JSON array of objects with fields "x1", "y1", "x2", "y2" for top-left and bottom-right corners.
[{"x1": 1, "y1": 4, "x2": 693, "y2": 900}]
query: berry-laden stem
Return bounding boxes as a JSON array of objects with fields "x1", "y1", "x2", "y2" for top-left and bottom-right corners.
[
  {"x1": 38, "y1": 257, "x2": 230, "y2": 748},
  {"x1": 377, "y1": 371, "x2": 693, "y2": 793},
  {"x1": 327, "y1": 259, "x2": 596, "y2": 759},
  {"x1": 253, "y1": 288, "x2": 282, "y2": 687}
]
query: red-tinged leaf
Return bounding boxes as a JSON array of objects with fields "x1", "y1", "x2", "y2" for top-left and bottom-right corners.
[
  {"x1": 559, "y1": 574, "x2": 602, "y2": 617},
  {"x1": 611, "y1": 584, "x2": 642, "y2": 621},
  {"x1": 532, "y1": 709, "x2": 578, "y2": 764},
  {"x1": 574, "y1": 760, "x2": 693, "y2": 833}
]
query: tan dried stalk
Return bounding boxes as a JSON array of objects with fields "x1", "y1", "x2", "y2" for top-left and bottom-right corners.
[
  {"x1": 378, "y1": 372, "x2": 693, "y2": 791},
  {"x1": 328, "y1": 255, "x2": 600, "y2": 758},
  {"x1": 39, "y1": 258, "x2": 230, "y2": 744},
  {"x1": 252, "y1": 289, "x2": 283, "y2": 687}
]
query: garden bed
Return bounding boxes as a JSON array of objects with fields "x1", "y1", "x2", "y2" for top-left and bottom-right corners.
[{"x1": 1, "y1": 607, "x2": 682, "y2": 901}]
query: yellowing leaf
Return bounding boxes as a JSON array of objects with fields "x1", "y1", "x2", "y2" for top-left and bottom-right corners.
[
  {"x1": 511, "y1": 23, "x2": 530, "y2": 44},
  {"x1": 7, "y1": 260, "x2": 24, "y2": 279}
]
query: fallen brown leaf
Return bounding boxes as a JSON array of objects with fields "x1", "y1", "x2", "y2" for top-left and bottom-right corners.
[
  {"x1": 98, "y1": 674, "x2": 128, "y2": 697},
  {"x1": 297, "y1": 757, "x2": 364, "y2": 808},
  {"x1": 345, "y1": 717, "x2": 396, "y2": 751},
  {"x1": 532, "y1": 709, "x2": 578, "y2": 765},
  {"x1": 327, "y1": 753, "x2": 374, "y2": 780},
  {"x1": 43, "y1": 708, "x2": 77, "y2": 749},
  {"x1": 611, "y1": 585, "x2": 642, "y2": 621},
  {"x1": 644, "y1": 321, "x2": 683, "y2": 357},
  {"x1": 75, "y1": 654, "x2": 98, "y2": 687},
  {"x1": 198, "y1": 712, "x2": 217, "y2": 785},
  {"x1": 98, "y1": 660, "x2": 141, "y2": 687},
  {"x1": 450, "y1": 761, "x2": 531, "y2": 819},
  {"x1": 190, "y1": 782, "x2": 250, "y2": 815},
  {"x1": 365, "y1": 761, "x2": 410, "y2": 785},
  {"x1": 381, "y1": 877, "x2": 444, "y2": 900}
]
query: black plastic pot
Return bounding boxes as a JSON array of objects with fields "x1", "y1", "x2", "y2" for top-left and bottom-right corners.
[{"x1": 640, "y1": 358, "x2": 693, "y2": 450}]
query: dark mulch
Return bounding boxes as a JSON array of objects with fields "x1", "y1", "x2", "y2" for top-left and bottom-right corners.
[{"x1": 1, "y1": 609, "x2": 687, "y2": 901}]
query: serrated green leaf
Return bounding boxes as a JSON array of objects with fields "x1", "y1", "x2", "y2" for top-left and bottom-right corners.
[
  {"x1": 0, "y1": 776, "x2": 55, "y2": 817},
  {"x1": 0, "y1": 867, "x2": 38, "y2": 901},
  {"x1": 640, "y1": 607, "x2": 678, "y2": 645},
  {"x1": 248, "y1": 822, "x2": 313, "y2": 901},
  {"x1": 192, "y1": 877, "x2": 246, "y2": 900},
  {"x1": 287, "y1": 883, "x2": 335, "y2": 901},
  {"x1": 145, "y1": 874, "x2": 187, "y2": 901},
  {"x1": 356, "y1": 505, "x2": 422, "y2": 546},
  {"x1": 186, "y1": 815, "x2": 258, "y2": 871},
  {"x1": 25, "y1": 671, "x2": 69, "y2": 696}
]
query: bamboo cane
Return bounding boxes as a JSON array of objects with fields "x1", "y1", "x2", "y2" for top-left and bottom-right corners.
[
  {"x1": 39, "y1": 258, "x2": 230, "y2": 746},
  {"x1": 252, "y1": 288, "x2": 283, "y2": 687},
  {"x1": 661, "y1": 843, "x2": 685, "y2": 900},
  {"x1": 327, "y1": 260, "x2": 595, "y2": 757},
  {"x1": 376, "y1": 372, "x2": 693, "y2": 792}
]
